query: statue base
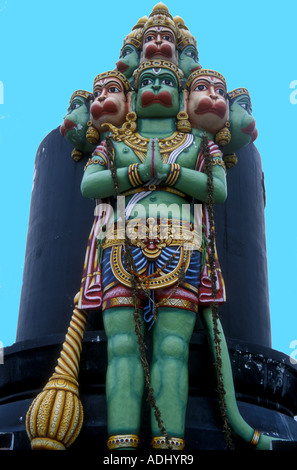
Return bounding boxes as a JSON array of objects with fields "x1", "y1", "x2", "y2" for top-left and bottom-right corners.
[{"x1": 1, "y1": 330, "x2": 297, "y2": 451}]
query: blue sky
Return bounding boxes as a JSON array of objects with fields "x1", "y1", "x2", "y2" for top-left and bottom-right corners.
[{"x1": 0, "y1": 0, "x2": 296, "y2": 359}]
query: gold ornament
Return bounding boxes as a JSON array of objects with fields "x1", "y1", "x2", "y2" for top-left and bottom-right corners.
[
  {"x1": 133, "y1": 59, "x2": 184, "y2": 89},
  {"x1": 185, "y1": 68, "x2": 227, "y2": 91},
  {"x1": 71, "y1": 148, "x2": 83, "y2": 162},
  {"x1": 176, "y1": 111, "x2": 191, "y2": 133},
  {"x1": 151, "y1": 436, "x2": 185, "y2": 450},
  {"x1": 215, "y1": 122, "x2": 231, "y2": 147},
  {"x1": 86, "y1": 121, "x2": 100, "y2": 145},
  {"x1": 26, "y1": 304, "x2": 88, "y2": 450},
  {"x1": 107, "y1": 434, "x2": 140, "y2": 450},
  {"x1": 223, "y1": 153, "x2": 238, "y2": 169}
]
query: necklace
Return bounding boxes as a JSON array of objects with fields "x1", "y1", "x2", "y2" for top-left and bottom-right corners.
[{"x1": 122, "y1": 131, "x2": 188, "y2": 163}]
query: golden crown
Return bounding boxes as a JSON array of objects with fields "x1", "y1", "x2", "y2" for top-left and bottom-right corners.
[
  {"x1": 141, "y1": 3, "x2": 179, "y2": 38},
  {"x1": 93, "y1": 71, "x2": 132, "y2": 92},
  {"x1": 69, "y1": 90, "x2": 93, "y2": 103},
  {"x1": 174, "y1": 16, "x2": 197, "y2": 50},
  {"x1": 133, "y1": 59, "x2": 184, "y2": 88},
  {"x1": 185, "y1": 69, "x2": 227, "y2": 91}
]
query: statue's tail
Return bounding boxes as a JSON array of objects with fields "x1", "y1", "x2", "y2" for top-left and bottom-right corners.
[{"x1": 200, "y1": 307, "x2": 285, "y2": 450}]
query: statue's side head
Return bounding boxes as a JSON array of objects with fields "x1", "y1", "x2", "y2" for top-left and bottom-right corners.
[
  {"x1": 90, "y1": 71, "x2": 132, "y2": 134},
  {"x1": 60, "y1": 90, "x2": 94, "y2": 157},
  {"x1": 223, "y1": 88, "x2": 258, "y2": 153},
  {"x1": 184, "y1": 69, "x2": 229, "y2": 136}
]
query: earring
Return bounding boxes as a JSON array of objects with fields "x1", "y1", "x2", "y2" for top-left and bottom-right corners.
[
  {"x1": 215, "y1": 121, "x2": 231, "y2": 146},
  {"x1": 122, "y1": 111, "x2": 137, "y2": 135},
  {"x1": 86, "y1": 121, "x2": 100, "y2": 144},
  {"x1": 71, "y1": 148, "x2": 83, "y2": 162},
  {"x1": 176, "y1": 111, "x2": 191, "y2": 133}
]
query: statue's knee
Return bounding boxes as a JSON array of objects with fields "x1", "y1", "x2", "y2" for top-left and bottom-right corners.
[
  {"x1": 159, "y1": 335, "x2": 188, "y2": 361},
  {"x1": 109, "y1": 333, "x2": 138, "y2": 358}
]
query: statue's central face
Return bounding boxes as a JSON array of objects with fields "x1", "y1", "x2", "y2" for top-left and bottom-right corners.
[
  {"x1": 135, "y1": 68, "x2": 180, "y2": 118},
  {"x1": 90, "y1": 77, "x2": 129, "y2": 132},
  {"x1": 187, "y1": 75, "x2": 228, "y2": 134},
  {"x1": 141, "y1": 27, "x2": 177, "y2": 63}
]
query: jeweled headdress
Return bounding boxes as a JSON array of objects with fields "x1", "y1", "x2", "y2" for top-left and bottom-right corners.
[
  {"x1": 185, "y1": 69, "x2": 227, "y2": 91},
  {"x1": 93, "y1": 71, "x2": 132, "y2": 92},
  {"x1": 174, "y1": 16, "x2": 197, "y2": 51},
  {"x1": 69, "y1": 90, "x2": 93, "y2": 103},
  {"x1": 121, "y1": 16, "x2": 148, "y2": 51},
  {"x1": 133, "y1": 59, "x2": 184, "y2": 89},
  {"x1": 141, "y1": 3, "x2": 180, "y2": 39}
]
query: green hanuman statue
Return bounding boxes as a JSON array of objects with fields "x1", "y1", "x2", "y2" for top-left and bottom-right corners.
[{"x1": 27, "y1": 2, "x2": 281, "y2": 452}]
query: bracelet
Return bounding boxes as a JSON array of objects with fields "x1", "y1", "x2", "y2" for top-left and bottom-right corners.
[
  {"x1": 164, "y1": 163, "x2": 181, "y2": 186},
  {"x1": 128, "y1": 163, "x2": 143, "y2": 187},
  {"x1": 84, "y1": 155, "x2": 107, "y2": 171},
  {"x1": 211, "y1": 157, "x2": 227, "y2": 174}
]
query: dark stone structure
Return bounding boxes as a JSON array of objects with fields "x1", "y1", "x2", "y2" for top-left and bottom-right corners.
[{"x1": 0, "y1": 128, "x2": 297, "y2": 451}]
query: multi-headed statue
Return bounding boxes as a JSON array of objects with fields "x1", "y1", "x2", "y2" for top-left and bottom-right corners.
[{"x1": 27, "y1": 2, "x2": 283, "y2": 453}]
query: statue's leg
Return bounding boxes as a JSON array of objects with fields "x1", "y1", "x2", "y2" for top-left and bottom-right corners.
[
  {"x1": 103, "y1": 306, "x2": 144, "y2": 449},
  {"x1": 150, "y1": 307, "x2": 196, "y2": 449}
]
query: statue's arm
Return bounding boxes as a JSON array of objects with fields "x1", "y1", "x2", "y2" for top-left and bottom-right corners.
[
  {"x1": 175, "y1": 157, "x2": 227, "y2": 204},
  {"x1": 81, "y1": 154, "x2": 132, "y2": 199}
]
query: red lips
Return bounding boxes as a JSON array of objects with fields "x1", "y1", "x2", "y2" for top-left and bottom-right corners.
[
  {"x1": 60, "y1": 119, "x2": 76, "y2": 136},
  {"x1": 241, "y1": 121, "x2": 258, "y2": 142},
  {"x1": 141, "y1": 91, "x2": 172, "y2": 107},
  {"x1": 116, "y1": 60, "x2": 129, "y2": 72},
  {"x1": 195, "y1": 97, "x2": 227, "y2": 118},
  {"x1": 91, "y1": 101, "x2": 118, "y2": 120}
]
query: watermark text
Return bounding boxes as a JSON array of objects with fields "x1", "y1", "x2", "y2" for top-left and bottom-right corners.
[
  {"x1": 0, "y1": 81, "x2": 3, "y2": 104},
  {"x1": 0, "y1": 341, "x2": 4, "y2": 364},
  {"x1": 290, "y1": 80, "x2": 297, "y2": 104}
]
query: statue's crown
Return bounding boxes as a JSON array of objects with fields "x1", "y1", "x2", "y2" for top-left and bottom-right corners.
[
  {"x1": 133, "y1": 59, "x2": 184, "y2": 89},
  {"x1": 185, "y1": 69, "x2": 227, "y2": 91},
  {"x1": 93, "y1": 71, "x2": 132, "y2": 92}
]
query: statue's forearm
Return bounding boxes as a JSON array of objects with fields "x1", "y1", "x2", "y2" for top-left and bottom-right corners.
[
  {"x1": 175, "y1": 166, "x2": 227, "y2": 204},
  {"x1": 81, "y1": 167, "x2": 131, "y2": 199}
]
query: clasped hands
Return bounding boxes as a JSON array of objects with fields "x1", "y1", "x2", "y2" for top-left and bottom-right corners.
[{"x1": 138, "y1": 138, "x2": 170, "y2": 183}]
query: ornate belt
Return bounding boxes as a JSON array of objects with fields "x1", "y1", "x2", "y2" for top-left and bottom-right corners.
[{"x1": 102, "y1": 217, "x2": 202, "y2": 259}]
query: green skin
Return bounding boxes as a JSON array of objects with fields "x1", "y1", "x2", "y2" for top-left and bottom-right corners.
[
  {"x1": 61, "y1": 95, "x2": 96, "y2": 155},
  {"x1": 223, "y1": 92, "x2": 257, "y2": 154},
  {"x1": 81, "y1": 68, "x2": 227, "y2": 444},
  {"x1": 178, "y1": 45, "x2": 201, "y2": 80},
  {"x1": 116, "y1": 44, "x2": 140, "y2": 82}
]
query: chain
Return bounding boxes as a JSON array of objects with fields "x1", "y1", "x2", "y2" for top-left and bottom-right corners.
[{"x1": 202, "y1": 134, "x2": 235, "y2": 450}]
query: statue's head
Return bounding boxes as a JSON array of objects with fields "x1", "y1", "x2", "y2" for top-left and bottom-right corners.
[
  {"x1": 60, "y1": 90, "x2": 94, "y2": 155},
  {"x1": 133, "y1": 60, "x2": 183, "y2": 119},
  {"x1": 184, "y1": 69, "x2": 229, "y2": 135},
  {"x1": 140, "y1": 3, "x2": 179, "y2": 64},
  {"x1": 223, "y1": 88, "x2": 258, "y2": 153},
  {"x1": 90, "y1": 71, "x2": 132, "y2": 134},
  {"x1": 174, "y1": 16, "x2": 201, "y2": 79},
  {"x1": 116, "y1": 17, "x2": 146, "y2": 79}
]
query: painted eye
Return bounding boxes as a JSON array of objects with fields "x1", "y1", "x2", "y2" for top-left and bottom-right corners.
[
  {"x1": 141, "y1": 79, "x2": 153, "y2": 87},
  {"x1": 216, "y1": 88, "x2": 226, "y2": 97},
  {"x1": 163, "y1": 35, "x2": 173, "y2": 42},
  {"x1": 108, "y1": 87, "x2": 121, "y2": 93},
  {"x1": 121, "y1": 49, "x2": 131, "y2": 58},
  {"x1": 70, "y1": 102, "x2": 81, "y2": 110},
  {"x1": 145, "y1": 35, "x2": 155, "y2": 43},
  {"x1": 161, "y1": 79, "x2": 174, "y2": 87},
  {"x1": 240, "y1": 103, "x2": 249, "y2": 110},
  {"x1": 186, "y1": 51, "x2": 197, "y2": 61},
  {"x1": 94, "y1": 91, "x2": 101, "y2": 98},
  {"x1": 194, "y1": 84, "x2": 207, "y2": 91}
]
